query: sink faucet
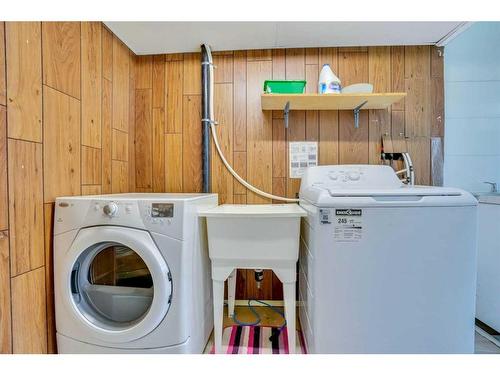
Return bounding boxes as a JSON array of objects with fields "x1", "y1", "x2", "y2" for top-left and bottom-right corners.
[{"x1": 484, "y1": 181, "x2": 498, "y2": 193}]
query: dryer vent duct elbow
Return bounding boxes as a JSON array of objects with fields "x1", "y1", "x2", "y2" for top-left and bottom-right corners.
[{"x1": 200, "y1": 44, "x2": 298, "y2": 203}]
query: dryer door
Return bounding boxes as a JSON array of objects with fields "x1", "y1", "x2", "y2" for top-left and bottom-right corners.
[{"x1": 62, "y1": 226, "x2": 172, "y2": 343}]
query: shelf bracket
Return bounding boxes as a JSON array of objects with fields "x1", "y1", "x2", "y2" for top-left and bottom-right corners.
[
  {"x1": 353, "y1": 100, "x2": 368, "y2": 129},
  {"x1": 283, "y1": 101, "x2": 290, "y2": 129}
]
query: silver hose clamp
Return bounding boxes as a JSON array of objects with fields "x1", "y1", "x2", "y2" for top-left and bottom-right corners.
[{"x1": 202, "y1": 118, "x2": 219, "y2": 125}]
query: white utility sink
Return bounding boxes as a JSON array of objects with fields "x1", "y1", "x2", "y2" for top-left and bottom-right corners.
[
  {"x1": 201, "y1": 204, "x2": 306, "y2": 263},
  {"x1": 199, "y1": 204, "x2": 306, "y2": 354}
]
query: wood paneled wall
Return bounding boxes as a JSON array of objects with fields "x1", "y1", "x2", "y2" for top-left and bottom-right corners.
[
  {"x1": 133, "y1": 46, "x2": 444, "y2": 300},
  {"x1": 0, "y1": 22, "x2": 136, "y2": 353}
]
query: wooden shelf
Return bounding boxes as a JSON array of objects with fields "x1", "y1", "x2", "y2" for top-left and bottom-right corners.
[{"x1": 261, "y1": 93, "x2": 406, "y2": 111}]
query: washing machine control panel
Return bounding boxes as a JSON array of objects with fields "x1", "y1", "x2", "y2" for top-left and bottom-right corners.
[
  {"x1": 299, "y1": 165, "x2": 404, "y2": 200},
  {"x1": 326, "y1": 168, "x2": 365, "y2": 184}
]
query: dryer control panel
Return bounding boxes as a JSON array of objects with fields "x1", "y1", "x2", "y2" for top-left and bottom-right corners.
[
  {"x1": 54, "y1": 194, "x2": 218, "y2": 239},
  {"x1": 151, "y1": 203, "x2": 174, "y2": 218},
  {"x1": 139, "y1": 201, "x2": 179, "y2": 231},
  {"x1": 54, "y1": 198, "x2": 185, "y2": 240},
  {"x1": 90, "y1": 200, "x2": 138, "y2": 220}
]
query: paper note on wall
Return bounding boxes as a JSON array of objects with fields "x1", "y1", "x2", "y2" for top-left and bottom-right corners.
[{"x1": 289, "y1": 142, "x2": 318, "y2": 179}]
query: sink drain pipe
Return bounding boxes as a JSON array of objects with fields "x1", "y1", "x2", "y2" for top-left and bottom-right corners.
[
  {"x1": 201, "y1": 44, "x2": 213, "y2": 193},
  {"x1": 200, "y1": 44, "x2": 299, "y2": 203}
]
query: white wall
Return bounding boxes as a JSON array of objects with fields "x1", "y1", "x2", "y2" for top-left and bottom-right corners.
[{"x1": 444, "y1": 22, "x2": 500, "y2": 193}]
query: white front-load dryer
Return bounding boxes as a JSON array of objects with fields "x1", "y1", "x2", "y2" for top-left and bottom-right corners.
[{"x1": 54, "y1": 193, "x2": 218, "y2": 353}]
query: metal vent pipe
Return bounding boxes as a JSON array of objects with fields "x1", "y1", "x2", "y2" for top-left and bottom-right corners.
[{"x1": 201, "y1": 44, "x2": 213, "y2": 193}]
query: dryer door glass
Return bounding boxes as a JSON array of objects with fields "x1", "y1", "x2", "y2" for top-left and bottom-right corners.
[
  {"x1": 73, "y1": 243, "x2": 156, "y2": 329},
  {"x1": 89, "y1": 245, "x2": 153, "y2": 289}
]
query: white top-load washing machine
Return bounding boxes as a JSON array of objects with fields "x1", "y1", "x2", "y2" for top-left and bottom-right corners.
[
  {"x1": 298, "y1": 165, "x2": 478, "y2": 353},
  {"x1": 54, "y1": 193, "x2": 218, "y2": 353}
]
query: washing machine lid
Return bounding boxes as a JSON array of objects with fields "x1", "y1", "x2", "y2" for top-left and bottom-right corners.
[
  {"x1": 61, "y1": 226, "x2": 172, "y2": 344},
  {"x1": 299, "y1": 165, "x2": 477, "y2": 207},
  {"x1": 301, "y1": 185, "x2": 477, "y2": 207},
  {"x1": 326, "y1": 185, "x2": 463, "y2": 197}
]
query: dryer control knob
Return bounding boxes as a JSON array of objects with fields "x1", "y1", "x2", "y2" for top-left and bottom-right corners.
[{"x1": 103, "y1": 202, "x2": 118, "y2": 217}]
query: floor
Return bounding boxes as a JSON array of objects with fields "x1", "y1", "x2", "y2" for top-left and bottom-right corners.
[
  {"x1": 222, "y1": 305, "x2": 289, "y2": 328},
  {"x1": 204, "y1": 305, "x2": 500, "y2": 354},
  {"x1": 204, "y1": 305, "x2": 288, "y2": 353}
]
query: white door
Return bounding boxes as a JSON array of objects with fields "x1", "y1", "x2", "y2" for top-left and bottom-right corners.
[
  {"x1": 61, "y1": 226, "x2": 172, "y2": 343},
  {"x1": 476, "y1": 202, "x2": 500, "y2": 332}
]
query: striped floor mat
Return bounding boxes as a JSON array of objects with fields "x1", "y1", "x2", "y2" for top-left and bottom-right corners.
[{"x1": 210, "y1": 325, "x2": 307, "y2": 354}]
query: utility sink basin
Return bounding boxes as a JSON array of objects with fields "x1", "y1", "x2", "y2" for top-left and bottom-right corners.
[
  {"x1": 200, "y1": 204, "x2": 307, "y2": 264},
  {"x1": 199, "y1": 203, "x2": 307, "y2": 354}
]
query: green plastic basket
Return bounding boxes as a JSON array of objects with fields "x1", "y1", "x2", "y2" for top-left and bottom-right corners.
[{"x1": 263, "y1": 80, "x2": 306, "y2": 94}]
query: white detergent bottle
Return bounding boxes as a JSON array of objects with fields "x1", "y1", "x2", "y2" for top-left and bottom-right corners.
[{"x1": 318, "y1": 64, "x2": 341, "y2": 94}]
